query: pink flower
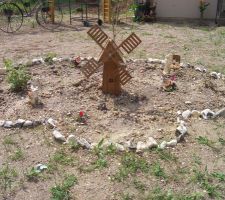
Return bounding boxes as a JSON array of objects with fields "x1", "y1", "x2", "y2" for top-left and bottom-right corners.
[{"x1": 170, "y1": 75, "x2": 177, "y2": 81}]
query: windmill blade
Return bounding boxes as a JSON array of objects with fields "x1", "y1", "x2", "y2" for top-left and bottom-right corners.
[
  {"x1": 81, "y1": 58, "x2": 102, "y2": 78},
  {"x1": 87, "y1": 25, "x2": 109, "y2": 49},
  {"x1": 119, "y1": 33, "x2": 142, "y2": 54},
  {"x1": 116, "y1": 65, "x2": 132, "y2": 86}
]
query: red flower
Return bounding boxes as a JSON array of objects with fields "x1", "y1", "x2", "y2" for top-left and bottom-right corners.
[{"x1": 79, "y1": 111, "x2": 84, "y2": 117}]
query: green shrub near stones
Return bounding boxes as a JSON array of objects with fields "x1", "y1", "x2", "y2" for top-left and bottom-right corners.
[{"x1": 4, "y1": 59, "x2": 30, "y2": 92}]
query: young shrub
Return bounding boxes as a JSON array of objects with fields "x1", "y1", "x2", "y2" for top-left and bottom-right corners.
[{"x1": 4, "y1": 59, "x2": 30, "y2": 92}]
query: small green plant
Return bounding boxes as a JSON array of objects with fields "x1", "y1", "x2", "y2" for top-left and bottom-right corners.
[
  {"x1": 152, "y1": 162, "x2": 167, "y2": 179},
  {"x1": 121, "y1": 193, "x2": 133, "y2": 200},
  {"x1": 10, "y1": 148, "x2": 24, "y2": 161},
  {"x1": 211, "y1": 172, "x2": 225, "y2": 182},
  {"x1": 133, "y1": 179, "x2": 146, "y2": 191},
  {"x1": 192, "y1": 167, "x2": 222, "y2": 198},
  {"x1": 0, "y1": 164, "x2": 18, "y2": 195},
  {"x1": 68, "y1": 141, "x2": 81, "y2": 152},
  {"x1": 196, "y1": 136, "x2": 215, "y2": 148},
  {"x1": 113, "y1": 153, "x2": 149, "y2": 182},
  {"x1": 218, "y1": 137, "x2": 225, "y2": 146},
  {"x1": 26, "y1": 167, "x2": 40, "y2": 182},
  {"x1": 154, "y1": 148, "x2": 177, "y2": 162},
  {"x1": 44, "y1": 52, "x2": 57, "y2": 65},
  {"x1": 52, "y1": 150, "x2": 75, "y2": 166},
  {"x1": 145, "y1": 187, "x2": 173, "y2": 200},
  {"x1": 3, "y1": 136, "x2": 16, "y2": 146},
  {"x1": 4, "y1": 59, "x2": 30, "y2": 92},
  {"x1": 50, "y1": 174, "x2": 77, "y2": 200}
]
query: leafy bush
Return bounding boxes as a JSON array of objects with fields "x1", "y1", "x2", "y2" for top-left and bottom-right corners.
[{"x1": 4, "y1": 59, "x2": 30, "y2": 92}]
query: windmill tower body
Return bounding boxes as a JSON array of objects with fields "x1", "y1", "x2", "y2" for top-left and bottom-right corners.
[
  {"x1": 99, "y1": 40, "x2": 123, "y2": 95},
  {"x1": 81, "y1": 25, "x2": 141, "y2": 96}
]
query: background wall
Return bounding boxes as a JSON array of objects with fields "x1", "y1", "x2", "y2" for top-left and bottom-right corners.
[{"x1": 156, "y1": 0, "x2": 218, "y2": 19}]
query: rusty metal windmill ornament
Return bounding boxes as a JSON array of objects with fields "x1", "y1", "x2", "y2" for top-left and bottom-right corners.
[{"x1": 81, "y1": 25, "x2": 142, "y2": 95}]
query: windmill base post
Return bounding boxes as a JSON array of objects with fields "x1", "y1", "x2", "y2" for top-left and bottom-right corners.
[{"x1": 102, "y1": 63, "x2": 121, "y2": 96}]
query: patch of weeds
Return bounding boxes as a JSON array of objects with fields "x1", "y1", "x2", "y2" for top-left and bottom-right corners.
[
  {"x1": 4, "y1": 59, "x2": 30, "y2": 92},
  {"x1": 192, "y1": 167, "x2": 222, "y2": 199},
  {"x1": 145, "y1": 187, "x2": 205, "y2": 200},
  {"x1": 0, "y1": 164, "x2": 18, "y2": 194},
  {"x1": 154, "y1": 148, "x2": 177, "y2": 162},
  {"x1": 26, "y1": 167, "x2": 40, "y2": 182},
  {"x1": 152, "y1": 162, "x2": 167, "y2": 179},
  {"x1": 133, "y1": 179, "x2": 146, "y2": 191},
  {"x1": 52, "y1": 149, "x2": 75, "y2": 166},
  {"x1": 218, "y1": 137, "x2": 225, "y2": 146},
  {"x1": 164, "y1": 34, "x2": 176, "y2": 39},
  {"x1": 3, "y1": 136, "x2": 16, "y2": 146},
  {"x1": 44, "y1": 52, "x2": 57, "y2": 65},
  {"x1": 105, "y1": 143, "x2": 117, "y2": 155},
  {"x1": 142, "y1": 32, "x2": 153, "y2": 36},
  {"x1": 211, "y1": 172, "x2": 225, "y2": 182},
  {"x1": 196, "y1": 136, "x2": 215, "y2": 149},
  {"x1": 113, "y1": 152, "x2": 149, "y2": 182},
  {"x1": 50, "y1": 174, "x2": 77, "y2": 200},
  {"x1": 145, "y1": 187, "x2": 173, "y2": 200},
  {"x1": 192, "y1": 154, "x2": 202, "y2": 165},
  {"x1": 10, "y1": 148, "x2": 24, "y2": 161},
  {"x1": 121, "y1": 193, "x2": 133, "y2": 200},
  {"x1": 68, "y1": 141, "x2": 81, "y2": 152}
]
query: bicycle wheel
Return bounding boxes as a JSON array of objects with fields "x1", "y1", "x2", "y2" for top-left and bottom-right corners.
[
  {"x1": 35, "y1": 3, "x2": 63, "y2": 30},
  {"x1": 0, "y1": 2, "x2": 23, "y2": 33}
]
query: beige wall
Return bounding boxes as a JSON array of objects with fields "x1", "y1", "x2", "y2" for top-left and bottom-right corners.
[{"x1": 156, "y1": 0, "x2": 218, "y2": 19}]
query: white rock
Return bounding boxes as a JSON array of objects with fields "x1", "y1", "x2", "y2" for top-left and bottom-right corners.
[
  {"x1": 124, "y1": 140, "x2": 136, "y2": 149},
  {"x1": 52, "y1": 130, "x2": 66, "y2": 142},
  {"x1": 90, "y1": 142, "x2": 98, "y2": 150},
  {"x1": 14, "y1": 119, "x2": 25, "y2": 127},
  {"x1": 4, "y1": 121, "x2": 14, "y2": 128},
  {"x1": 148, "y1": 58, "x2": 163, "y2": 64},
  {"x1": 146, "y1": 137, "x2": 158, "y2": 148},
  {"x1": 0, "y1": 120, "x2": 5, "y2": 127},
  {"x1": 176, "y1": 124, "x2": 187, "y2": 135},
  {"x1": 32, "y1": 58, "x2": 44, "y2": 65},
  {"x1": 210, "y1": 72, "x2": 219, "y2": 79},
  {"x1": 177, "y1": 111, "x2": 182, "y2": 115},
  {"x1": 185, "y1": 101, "x2": 192, "y2": 105},
  {"x1": 47, "y1": 118, "x2": 57, "y2": 128},
  {"x1": 136, "y1": 141, "x2": 148, "y2": 152},
  {"x1": 182, "y1": 110, "x2": 192, "y2": 119},
  {"x1": 195, "y1": 67, "x2": 203, "y2": 72},
  {"x1": 23, "y1": 120, "x2": 33, "y2": 127},
  {"x1": 214, "y1": 108, "x2": 225, "y2": 118},
  {"x1": 52, "y1": 57, "x2": 63, "y2": 62},
  {"x1": 77, "y1": 138, "x2": 91, "y2": 149},
  {"x1": 201, "y1": 109, "x2": 215, "y2": 120},
  {"x1": 166, "y1": 139, "x2": 177, "y2": 147},
  {"x1": 159, "y1": 141, "x2": 167, "y2": 149},
  {"x1": 114, "y1": 143, "x2": 125, "y2": 152},
  {"x1": 66, "y1": 135, "x2": 77, "y2": 143}
]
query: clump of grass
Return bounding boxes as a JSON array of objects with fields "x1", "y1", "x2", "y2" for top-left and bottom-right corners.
[
  {"x1": 192, "y1": 167, "x2": 222, "y2": 198},
  {"x1": 52, "y1": 149, "x2": 75, "y2": 166},
  {"x1": 50, "y1": 174, "x2": 77, "y2": 200},
  {"x1": 154, "y1": 148, "x2": 177, "y2": 162},
  {"x1": 0, "y1": 164, "x2": 18, "y2": 194},
  {"x1": 211, "y1": 172, "x2": 225, "y2": 182},
  {"x1": 4, "y1": 59, "x2": 30, "y2": 92},
  {"x1": 113, "y1": 152, "x2": 149, "y2": 182},
  {"x1": 196, "y1": 136, "x2": 217, "y2": 151},
  {"x1": 44, "y1": 52, "x2": 57, "y2": 65},
  {"x1": 2, "y1": 136, "x2": 16, "y2": 146},
  {"x1": 26, "y1": 168, "x2": 40, "y2": 182},
  {"x1": 152, "y1": 162, "x2": 167, "y2": 179},
  {"x1": 218, "y1": 137, "x2": 225, "y2": 146},
  {"x1": 133, "y1": 179, "x2": 146, "y2": 191},
  {"x1": 10, "y1": 148, "x2": 24, "y2": 161}
]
